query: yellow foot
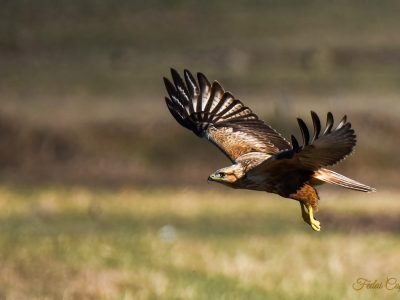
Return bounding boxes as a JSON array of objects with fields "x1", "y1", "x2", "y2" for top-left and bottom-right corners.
[
  {"x1": 310, "y1": 218, "x2": 321, "y2": 231},
  {"x1": 300, "y1": 203, "x2": 309, "y2": 224},
  {"x1": 299, "y1": 203, "x2": 321, "y2": 232}
]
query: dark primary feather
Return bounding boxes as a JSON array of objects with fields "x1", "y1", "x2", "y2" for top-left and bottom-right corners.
[
  {"x1": 310, "y1": 111, "x2": 321, "y2": 143},
  {"x1": 323, "y1": 112, "x2": 334, "y2": 135},
  {"x1": 297, "y1": 118, "x2": 310, "y2": 146},
  {"x1": 164, "y1": 68, "x2": 291, "y2": 162}
]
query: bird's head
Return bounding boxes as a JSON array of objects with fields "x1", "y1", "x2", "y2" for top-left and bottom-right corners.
[{"x1": 208, "y1": 165, "x2": 244, "y2": 186}]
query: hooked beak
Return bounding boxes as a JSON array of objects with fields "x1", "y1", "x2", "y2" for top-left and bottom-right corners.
[
  {"x1": 208, "y1": 173, "x2": 222, "y2": 182},
  {"x1": 207, "y1": 174, "x2": 218, "y2": 182}
]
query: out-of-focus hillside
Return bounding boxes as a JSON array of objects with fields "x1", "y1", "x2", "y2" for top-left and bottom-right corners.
[{"x1": 0, "y1": 1, "x2": 399, "y2": 187}]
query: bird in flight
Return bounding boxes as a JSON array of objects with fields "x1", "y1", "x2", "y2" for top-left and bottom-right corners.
[{"x1": 163, "y1": 69, "x2": 375, "y2": 231}]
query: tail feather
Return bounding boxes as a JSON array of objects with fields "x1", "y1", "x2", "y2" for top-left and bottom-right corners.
[{"x1": 314, "y1": 168, "x2": 376, "y2": 193}]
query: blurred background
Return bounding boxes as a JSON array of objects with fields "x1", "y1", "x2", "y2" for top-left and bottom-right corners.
[{"x1": 0, "y1": 1, "x2": 400, "y2": 299}]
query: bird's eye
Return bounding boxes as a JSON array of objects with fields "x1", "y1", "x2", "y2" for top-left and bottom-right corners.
[{"x1": 216, "y1": 172, "x2": 225, "y2": 178}]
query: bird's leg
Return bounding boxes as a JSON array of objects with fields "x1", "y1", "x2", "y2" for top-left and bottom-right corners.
[
  {"x1": 299, "y1": 202, "x2": 321, "y2": 232},
  {"x1": 307, "y1": 205, "x2": 321, "y2": 231},
  {"x1": 300, "y1": 202, "x2": 310, "y2": 224}
]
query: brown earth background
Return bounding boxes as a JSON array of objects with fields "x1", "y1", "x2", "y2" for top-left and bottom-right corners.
[{"x1": 1, "y1": 1, "x2": 400, "y2": 190}]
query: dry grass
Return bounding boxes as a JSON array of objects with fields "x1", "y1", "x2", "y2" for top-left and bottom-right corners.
[{"x1": 0, "y1": 186, "x2": 399, "y2": 299}]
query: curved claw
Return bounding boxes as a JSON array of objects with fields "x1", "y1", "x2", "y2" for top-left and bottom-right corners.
[
  {"x1": 299, "y1": 203, "x2": 321, "y2": 232},
  {"x1": 310, "y1": 218, "x2": 321, "y2": 231}
]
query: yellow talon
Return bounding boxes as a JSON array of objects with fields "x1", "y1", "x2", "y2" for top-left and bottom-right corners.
[
  {"x1": 308, "y1": 205, "x2": 321, "y2": 231},
  {"x1": 300, "y1": 203, "x2": 309, "y2": 224},
  {"x1": 299, "y1": 203, "x2": 321, "y2": 232}
]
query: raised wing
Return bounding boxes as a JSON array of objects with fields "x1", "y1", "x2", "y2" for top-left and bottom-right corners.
[
  {"x1": 164, "y1": 69, "x2": 290, "y2": 162},
  {"x1": 289, "y1": 111, "x2": 356, "y2": 169},
  {"x1": 262, "y1": 111, "x2": 356, "y2": 170},
  {"x1": 246, "y1": 111, "x2": 357, "y2": 196}
]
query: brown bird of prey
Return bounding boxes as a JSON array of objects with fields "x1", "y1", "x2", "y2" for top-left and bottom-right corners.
[{"x1": 163, "y1": 69, "x2": 375, "y2": 231}]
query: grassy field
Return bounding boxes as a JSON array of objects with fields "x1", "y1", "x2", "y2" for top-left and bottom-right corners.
[
  {"x1": 0, "y1": 185, "x2": 399, "y2": 299},
  {"x1": 1, "y1": 3, "x2": 400, "y2": 298}
]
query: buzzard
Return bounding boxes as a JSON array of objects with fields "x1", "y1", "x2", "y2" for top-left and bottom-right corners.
[{"x1": 163, "y1": 69, "x2": 375, "y2": 231}]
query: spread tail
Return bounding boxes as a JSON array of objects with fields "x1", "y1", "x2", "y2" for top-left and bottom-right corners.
[{"x1": 314, "y1": 168, "x2": 376, "y2": 192}]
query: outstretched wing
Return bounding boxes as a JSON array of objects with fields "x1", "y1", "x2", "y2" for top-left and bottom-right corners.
[
  {"x1": 247, "y1": 111, "x2": 356, "y2": 195},
  {"x1": 164, "y1": 68, "x2": 290, "y2": 162}
]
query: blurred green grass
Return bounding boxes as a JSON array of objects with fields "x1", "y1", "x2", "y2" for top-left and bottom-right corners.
[{"x1": 0, "y1": 185, "x2": 399, "y2": 299}]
